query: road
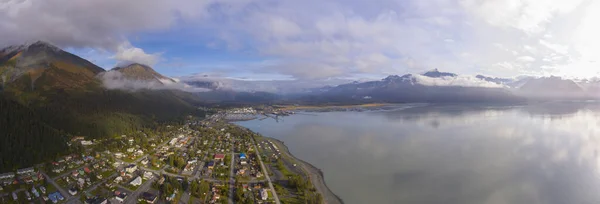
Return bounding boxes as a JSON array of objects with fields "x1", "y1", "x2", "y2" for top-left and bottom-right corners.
[
  {"x1": 228, "y1": 151, "x2": 235, "y2": 204},
  {"x1": 84, "y1": 172, "x2": 118, "y2": 194},
  {"x1": 124, "y1": 176, "x2": 156, "y2": 204},
  {"x1": 251, "y1": 137, "x2": 281, "y2": 204},
  {"x1": 41, "y1": 171, "x2": 77, "y2": 203},
  {"x1": 179, "y1": 190, "x2": 191, "y2": 204},
  {"x1": 182, "y1": 135, "x2": 216, "y2": 204},
  {"x1": 192, "y1": 137, "x2": 215, "y2": 180}
]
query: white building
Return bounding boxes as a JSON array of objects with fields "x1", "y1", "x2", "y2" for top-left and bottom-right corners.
[
  {"x1": 260, "y1": 189, "x2": 268, "y2": 200},
  {"x1": 114, "y1": 153, "x2": 124, "y2": 159},
  {"x1": 130, "y1": 176, "x2": 142, "y2": 186},
  {"x1": 143, "y1": 171, "x2": 154, "y2": 180},
  {"x1": 81, "y1": 140, "x2": 93, "y2": 145},
  {"x1": 0, "y1": 173, "x2": 15, "y2": 180},
  {"x1": 169, "y1": 138, "x2": 178, "y2": 146},
  {"x1": 125, "y1": 165, "x2": 137, "y2": 174},
  {"x1": 17, "y1": 167, "x2": 35, "y2": 175},
  {"x1": 114, "y1": 176, "x2": 123, "y2": 183}
]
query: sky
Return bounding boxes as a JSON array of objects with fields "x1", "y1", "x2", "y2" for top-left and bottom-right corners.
[{"x1": 1, "y1": 0, "x2": 600, "y2": 80}]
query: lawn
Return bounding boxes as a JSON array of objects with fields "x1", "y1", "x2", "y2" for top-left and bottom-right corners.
[
  {"x1": 100, "y1": 170, "x2": 114, "y2": 179},
  {"x1": 44, "y1": 183, "x2": 57, "y2": 193},
  {"x1": 121, "y1": 157, "x2": 135, "y2": 163}
]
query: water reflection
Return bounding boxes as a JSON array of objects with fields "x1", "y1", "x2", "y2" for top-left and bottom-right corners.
[{"x1": 236, "y1": 103, "x2": 600, "y2": 204}]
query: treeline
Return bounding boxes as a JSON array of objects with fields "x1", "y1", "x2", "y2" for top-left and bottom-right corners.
[
  {"x1": 5, "y1": 86, "x2": 203, "y2": 136},
  {"x1": 0, "y1": 94, "x2": 69, "y2": 172},
  {"x1": 0, "y1": 81, "x2": 203, "y2": 170},
  {"x1": 30, "y1": 89, "x2": 199, "y2": 138}
]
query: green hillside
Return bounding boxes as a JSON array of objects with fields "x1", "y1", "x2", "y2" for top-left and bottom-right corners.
[{"x1": 0, "y1": 42, "x2": 204, "y2": 171}]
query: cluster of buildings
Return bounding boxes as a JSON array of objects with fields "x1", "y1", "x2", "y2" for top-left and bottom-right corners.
[
  {"x1": 0, "y1": 167, "x2": 43, "y2": 186},
  {"x1": 241, "y1": 182, "x2": 271, "y2": 201},
  {"x1": 0, "y1": 167, "x2": 68, "y2": 203},
  {"x1": 50, "y1": 154, "x2": 90, "y2": 174},
  {"x1": 235, "y1": 153, "x2": 263, "y2": 178},
  {"x1": 169, "y1": 134, "x2": 192, "y2": 148}
]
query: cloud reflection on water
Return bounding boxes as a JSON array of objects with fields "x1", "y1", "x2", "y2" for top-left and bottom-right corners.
[{"x1": 237, "y1": 103, "x2": 600, "y2": 204}]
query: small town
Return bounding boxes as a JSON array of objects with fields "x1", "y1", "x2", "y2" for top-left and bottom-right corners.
[{"x1": 0, "y1": 110, "x2": 323, "y2": 204}]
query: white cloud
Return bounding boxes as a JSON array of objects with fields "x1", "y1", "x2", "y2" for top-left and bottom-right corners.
[
  {"x1": 114, "y1": 42, "x2": 161, "y2": 66},
  {"x1": 0, "y1": 0, "x2": 217, "y2": 49},
  {"x1": 517, "y1": 56, "x2": 536, "y2": 62},
  {"x1": 413, "y1": 75, "x2": 505, "y2": 88},
  {"x1": 3, "y1": 0, "x2": 600, "y2": 80}
]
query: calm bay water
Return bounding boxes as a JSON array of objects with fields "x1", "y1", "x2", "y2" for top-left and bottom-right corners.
[{"x1": 236, "y1": 102, "x2": 600, "y2": 204}]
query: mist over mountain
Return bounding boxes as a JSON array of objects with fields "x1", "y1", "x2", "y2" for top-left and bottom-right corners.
[
  {"x1": 179, "y1": 74, "x2": 352, "y2": 94},
  {"x1": 299, "y1": 71, "x2": 522, "y2": 104},
  {"x1": 98, "y1": 63, "x2": 208, "y2": 92}
]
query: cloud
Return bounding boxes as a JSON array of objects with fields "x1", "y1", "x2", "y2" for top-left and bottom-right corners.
[
  {"x1": 3, "y1": 0, "x2": 600, "y2": 80},
  {"x1": 517, "y1": 56, "x2": 536, "y2": 62},
  {"x1": 0, "y1": 0, "x2": 216, "y2": 49},
  {"x1": 99, "y1": 71, "x2": 208, "y2": 92},
  {"x1": 178, "y1": 74, "x2": 352, "y2": 93},
  {"x1": 413, "y1": 74, "x2": 506, "y2": 88},
  {"x1": 114, "y1": 42, "x2": 161, "y2": 66}
]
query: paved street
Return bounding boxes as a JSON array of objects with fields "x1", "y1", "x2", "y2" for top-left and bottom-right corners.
[
  {"x1": 124, "y1": 177, "x2": 156, "y2": 204},
  {"x1": 228, "y1": 151, "x2": 235, "y2": 204},
  {"x1": 41, "y1": 171, "x2": 75, "y2": 203},
  {"x1": 252, "y1": 137, "x2": 281, "y2": 204}
]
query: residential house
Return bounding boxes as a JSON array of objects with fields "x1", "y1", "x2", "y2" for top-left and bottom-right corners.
[
  {"x1": 114, "y1": 176, "x2": 123, "y2": 183},
  {"x1": 214, "y1": 154, "x2": 225, "y2": 161},
  {"x1": 17, "y1": 167, "x2": 35, "y2": 175},
  {"x1": 260, "y1": 188, "x2": 268, "y2": 200},
  {"x1": 69, "y1": 188, "x2": 78, "y2": 196},
  {"x1": 139, "y1": 192, "x2": 157, "y2": 204},
  {"x1": 78, "y1": 178, "x2": 85, "y2": 188},
  {"x1": 125, "y1": 164, "x2": 137, "y2": 174},
  {"x1": 141, "y1": 158, "x2": 149, "y2": 166},
  {"x1": 0, "y1": 172, "x2": 15, "y2": 180},
  {"x1": 143, "y1": 171, "x2": 154, "y2": 180},
  {"x1": 84, "y1": 197, "x2": 108, "y2": 204},
  {"x1": 114, "y1": 191, "x2": 127, "y2": 202},
  {"x1": 114, "y1": 153, "x2": 124, "y2": 159},
  {"x1": 130, "y1": 176, "x2": 142, "y2": 186}
]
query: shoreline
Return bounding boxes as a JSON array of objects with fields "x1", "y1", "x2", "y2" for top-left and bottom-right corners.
[
  {"x1": 265, "y1": 137, "x2": 344, "y2": 204},
  {"x1": 278, "y1": 103, "x2": 389, "y2": 111}
]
